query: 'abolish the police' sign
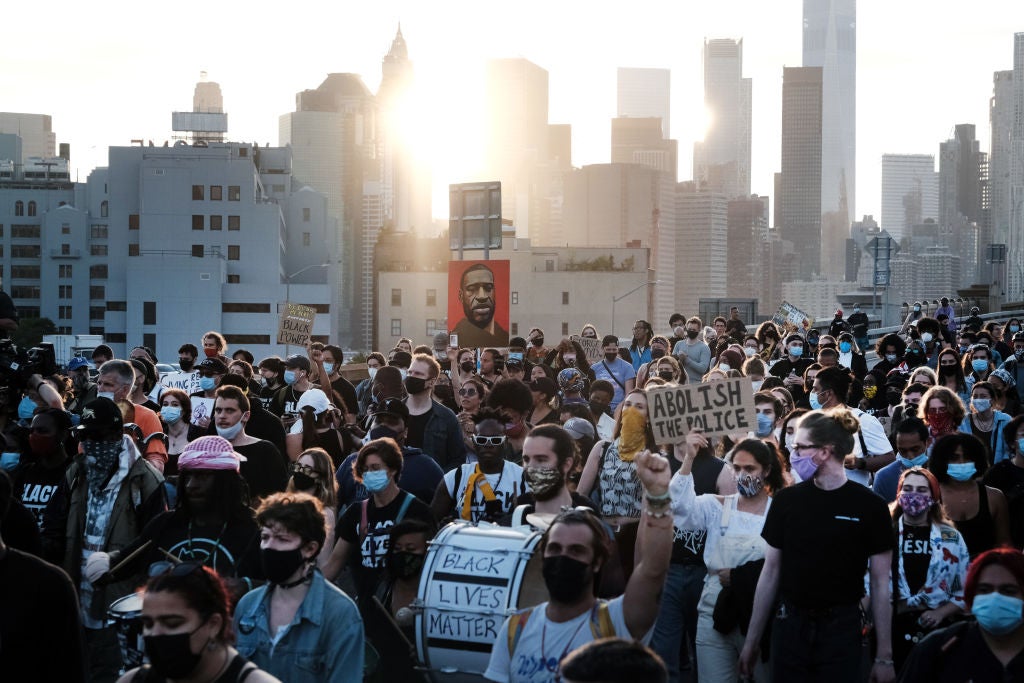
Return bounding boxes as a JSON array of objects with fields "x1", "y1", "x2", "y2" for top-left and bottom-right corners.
[{"x1": 646, "y1": 377, "x2": 757, "y2": 440}]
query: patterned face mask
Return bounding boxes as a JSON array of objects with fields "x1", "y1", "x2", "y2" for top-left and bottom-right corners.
[
  {"x1": 735, "y1": 473, "x2": 765, "y2": 498},
  {"x1": 83, "y1": 439, "x2": 122, "y2": 494},
  {"x1": 898, "y1": 491, "x2": 932, "y2": 517}
]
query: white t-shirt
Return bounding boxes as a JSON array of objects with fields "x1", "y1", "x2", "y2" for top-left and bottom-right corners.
[
  {"x1": 484, "y1": 597, "x2": 648, "y2": 683},
  {"x1": 595, "y1": 413, "x2": 615, "y2": 442},
  {"x1": 847, "y1": 408, "x2": 892, "y2": 486},
  {"x1": 444, "y1": 461, "x2": 525, "y2": 522}
]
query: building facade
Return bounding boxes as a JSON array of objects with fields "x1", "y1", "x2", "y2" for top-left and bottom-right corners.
[
  {"x1": 780, "y1": 66, "x2": 823, "y2": 280},
  {"x1": 880, "y1": 154, "x2": 938, "y2": 242},
  {"x1": 693, "y1": 39, "x2": 752, "y2": 199},
  {"x1": 616, "y1": 67, "x2": 671, "y2": 138}
]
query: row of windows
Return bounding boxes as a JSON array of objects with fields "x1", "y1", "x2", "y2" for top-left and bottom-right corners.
[
  {"x1": 189, "y1": 245, "x2": 240, "y2": 260},
  {"x1": 192, "y1": 215, "x2": 241, "y2": 231},
  {"x1": 11, "y1": 201, "x2": 38, "y2": 217},
  {"x1": 387, "y1": 320, "x2": 562, "y2": 338},
  {"x1": 192, "y1": 185, "x2": 241, "y2": 201},
  {"x1": 388, "y1": 289, "x2": 568, "y2": 308}
]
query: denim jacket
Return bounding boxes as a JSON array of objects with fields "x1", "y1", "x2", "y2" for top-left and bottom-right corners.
[
  {"x1": 235, "y1": 570, "x2": 364, "y2": 683},
  {"x1": 958, "y1": 411, "x2": 1013, "y2": 464}
]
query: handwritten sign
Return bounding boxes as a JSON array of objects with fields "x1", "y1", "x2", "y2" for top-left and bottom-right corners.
[
  {"x1": 191, "y1": 397, "x2": 214, "y2": 425},
  {"x1": 570, "y1": 335, "x2": 602, "y2": 364},
  {"x1": 277, "y1": 303, "x2": 317, "y2": 346},
  {"x1": 771, "y1": 301, "x2": 814, "y2": 331},
  {"x1": 160, "y1": 371, "x2": 200, "y2": 395},
  {"x1": 646, "y1": 377, "x2": 756, "y2": 441}
]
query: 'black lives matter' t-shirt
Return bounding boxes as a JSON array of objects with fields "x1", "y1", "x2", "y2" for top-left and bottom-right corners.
[
  {"x1": 761, "y1": 480, "x2": 894, "y2": 609},
  {"x1": 337, "y1": 491, "x2": 433, "y2": 599},
  {"x1": 17, "y1": 461, "x2": 68, "y2": 529},
  {"x1": 900, "y1": 523, "x2": 931, "y2": 595}
]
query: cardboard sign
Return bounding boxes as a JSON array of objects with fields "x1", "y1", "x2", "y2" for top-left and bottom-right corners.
[
  {"x1": 570, "y1": 335, "x2": 602, "y2": 364},
  {"x1": 646, "y1": 377, "x2": 757, "y2": 441},
  {"x1": 338, "y1": 362, "x2": 369, "y2": 383},
  {"x1": 160, "y1": 371, "x2": 200, "y2": 395},
  {"x1": 771, "y1": 301, "x2": 814, "y2": 331},
  {"x1": 191, "y1": 397, "x2": 214, "y2": 425},
  {"x1": 277, "y1": 303, "x2": 317, "y2": 346}
]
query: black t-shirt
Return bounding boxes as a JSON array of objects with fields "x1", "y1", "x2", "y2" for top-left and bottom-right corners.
[
  {"x1": 672, "y1": 450, "x2": 725, "y2": 565},
  {"x1": 900, "y1": 522, "x2": 931, "y2": 596},
  {"x1": 984, "y1": 460, "x2": 1024, "y2": 548},
  {"x1": 405, "y1": 406, "x2": 432, "y2": 450},
  {"x1": 0, "y1": 548, "x2": 86, "y2": 682},
  {"x1": 337, "y1": 491, "x2": 433, "y2": 599},
  {"x1": 761, "y1": 480, "x2": 895, "y2": 608},
  {"x1": 330, "y1": 376, "x2": 359, "y2": 417},
  {"x1": 15, "y1": 459, "x2": 69, "y2": 529},
  {"x1": 900, "y1": 621, "x2": 1024, "y2": 682},
  {"x1": 234, "y1": 440, "x2": 289, "y2": 501},
  {"x1": 269, "y1": 385, "x2": 306, "y2": 419}
]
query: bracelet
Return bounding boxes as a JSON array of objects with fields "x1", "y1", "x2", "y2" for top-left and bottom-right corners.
[
  {"x1": 644, "y1": 506, "x2": 671, "y2": 519},
  {"x1": 644, "y1": 495, "x2": 671, "y2": 509},
  {"x1": 873, "y1": 658, "x2": 894, "y2": 667},
  {"x1": 644, "y1": 490, "x2": 671, "y2": 502}
]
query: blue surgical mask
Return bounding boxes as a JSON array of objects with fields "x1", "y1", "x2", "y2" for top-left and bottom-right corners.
[
  {"x1": 17, "y1": 395, "x2": 37, "y2": 420},
  {"x1": 1018, "y1": 438, "x2": 1024, "y2": 456},
  {"x1": 216, "y1": 420, "x2": 244, "y2": 441},
  {"x1": 362, "y1": 470, "x2": 390, "y2": 493},
  {"x1": 809, "y1": 392, "x2": 823, "y2": 411},
  {"x1": 160, "y1": 406, "x2": 182, "y2": 424},
  {"x1": 323, "y1": 362, "x2": 335, "y2": 374},
  {"x1": 920, "y1": 332, "x2": 933, "y2": 343},
  {"x1": 885, "y1": 353, "x2": 898, "y2": 363},
  {"x1": 972, "y1": 592, "x2": 1024, "y2": 635},
  {"x1": 284, "y1": 370, "x2": 297, "y2": 385},
  {"x1": 898, "y1": 453, "x2": 929, "y2": 469},
  {"x1": 789, "y1": 345, "x2": 803, "y2": 357},
  {"x1": 0, "y1": 451, "x2": 20, "y2": 471},
  {"x1": 972, "y1": 398, "x2": 992, "y2": 413},
  {"x1": 1011, "y1": 325, "x2": 1021, "y2": 333},
  {"x1": 972, "y1": 359, "x2": 989, "y2": 373},
  {"x1": 97, "y1": 391, "x2": 116, "y2": 402},
  {"x1": 199, "y1": 376, "x2": 217, "y2": 392},
  {"x1": 839, "y1": 342, "x2": 852, "y2": 353},
  {"x1": 755, "y1": 412, "x2": 775, "y2": 438},
  {"x1": 947, "y1": 462, "x2": 977, "y2": 482}
]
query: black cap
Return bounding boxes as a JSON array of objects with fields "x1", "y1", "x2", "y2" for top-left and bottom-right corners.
[
  {"x1": 76, "y1": 397, "x2": 123, "y2": 437},
  {"x1": 283, "y1": 354, "x2": 311, "y2": 372},
  {"x1": 1012, "y1": 332, "x2": 1024, "y2": 344},
  {"x1": 509, "y1": 337, "x2": 528, "y2": 350},
  {"x1": 389, "y1": 351, "x2": 412, "y2": 369},
  {"x1": 197, "y1": 358, "x2": 228, "y2": 374},
  {"x1": 374, "y1": 397, "x2": 410, "y2": 422}
]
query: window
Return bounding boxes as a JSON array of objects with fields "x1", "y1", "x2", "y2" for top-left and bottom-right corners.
[
  {"x1": 129, "y1": 214, "x2": 139, "y2": 230},
  {"x1": 391, "y1": 289, "x2": 402, "y2": 306},
  {"x1": 426, "y1": 289, "x2": 437, "y2": 307},
  {"x1": 143, "y1": 333, "x2": 156, "y2": 351},
  {"x1": 302, "y1": 208, "x2": 311, "y2": 222},
  {"x1": 511, "y1": 291, "x2": 519, "y2": 305},
  {"x1": 106, "y1": 333, "x2": 126, "y2": 343},
  {"x1": 11, "y1": 266, "x2": 40, "y2": 279},
  {"x1": 14, "y1": 201, "x2": 24, "y2": 216},
  {"x1": 228, "y1": 215, "x2": 240, "y2": 231},
  {"x1": 210, "y1": 185, "x2": 222, "y2": 201},
  {"x1": 221, "y1": 303, "x2": 271, "y2": 313},
  {"x1": 192, "y1": 185, "x2": 204, "y2": 200},
  {"x1": 228, "y1": 186, "x2": 240, "y2": 201},
  {"x1": 90, "y1": 265, "x2": 108, "y2": 279},
  {"x1": 59, "y1": 265, "x2": 72, "y2": 278},
  {"x1": 11, "y1": 286, "x2": 41, "y2": 299},
  {"x1": 510, "y1": 323, "x2": 519, "y2": 336},
  {"x1": 227, "y1": 245, "x2": 240, "y2": 260},
  {"x1": 143, "y1": 302, "x2": 156, "y2": 325},
  {"x1": 12, "y1": 225, "x2": 40, "y2": 238},
  {"x1": 105, "y1": 301, "x2": 126, "y2": 311},
  {"x1": 545, "y1": 259, "x2": 554, "y2": 272},
  {"x1": 62, "y1": 223, "x2": 70, "y2": 235},
  {"x1": 91, "y1": 245, "x2": 108, "y2": 256},
  {"x1": 59, "y1": 285, "x2": 72, "y2": 298},
  {"x1": 90, "y1": 286, "x2": 106, "y2": 300},
  {"x1": 128, "y1": 244, "x2": 139, "y2": 256},
  {"x1": 89, "y1": 326, "x2": 105, "y2": 335},
  {"x1": 0, "y1": 225, "x2": 4, "y2": 237},
  {"x1": 302, "y1": 232, "x2": 310, "y2": 246},
  {"x1": 210, "y1": 215, "x2": 222, "y2": 230},
  {"x1": 561, "y1": 322, "x2": 569, "y2": 336},
  {"x1": 227, "y1": 274, "x2": 240, "y2": 284},
  {"x1": 89, "y1": 306, "x2": 105, "y2": 319},
  {"x1": 57, "y1": 326, "x2": 72, "y2": 335},
  {"x1": 192, "y1": 245, "x2": 204, "y2": 258},
  {"x1": 562, "y1": 292, "x2": 569, "y2": 305},
  {"x1": 272, "y1": 184, "x2": 286, "y2": 193},
  {"x1": 100, "y1": 200, "x2": 108, "y2": 217},
  {"x1": 11, "y1": 245, "x2": 40, "y2": 258},
  {"x1": 58, "y1": 306, "x2": 73, "y2": 320},
  {"x1": 391, "y1": 319, "x2": 402, "y2": 336},
  {"x1": 27, "y1": 201, "x2": 37, "y2": 217},
  {"x1": 192, "y1": 215, "x2": 204, "y2": 230},
  {"x1": 426, "y1": 320, "x2": 437, "y2": 336},
  {"x1": 20, "y1": 307, "x2": 39, "y2": 318},
  {"x1": 91, "y1": 224, "x2": 108, "y2": 238}
]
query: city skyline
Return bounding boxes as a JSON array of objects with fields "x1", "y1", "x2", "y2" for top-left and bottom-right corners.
[{"x1": 0, "y1": 1, "x2": 1018, "y2": 226}]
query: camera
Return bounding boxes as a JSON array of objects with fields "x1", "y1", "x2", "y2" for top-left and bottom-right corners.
[{"x1": 0, "y1": 340, "x2": 58, "y2": 389}]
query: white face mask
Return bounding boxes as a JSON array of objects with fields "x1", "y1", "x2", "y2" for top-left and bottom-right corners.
[{"x1": 368, "y1": 367, "x2": 378, "y2": 380}]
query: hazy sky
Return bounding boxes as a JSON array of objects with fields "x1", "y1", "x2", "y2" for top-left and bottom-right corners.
[{"x1": 1, "y1": 1, "x2": 1019, "y2": 224}]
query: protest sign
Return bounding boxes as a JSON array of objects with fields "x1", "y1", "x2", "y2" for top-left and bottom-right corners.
[
  {"x1": 646, "y1": 377, "x2": 757, "y2": 441},
  {"x1": 191, "y1": 397, "x2": 214, "y2": 425},
  {"x1": 338, "y1": 362, "x2": 370, "y2": 383},
  {"x1": 160, "y1": 371, "x2": 200, "y2": 395},
  {"x1": 570, "y1": 335, "x2": 602, "y2": 364},
  {"x1": 771, "y1": 301, "x2": 814, "y2": 331},
  {"x1": 277, "y1": 303, "x2": 317, "y2": 346}
]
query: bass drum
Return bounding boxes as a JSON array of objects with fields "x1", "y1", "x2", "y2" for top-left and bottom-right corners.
[
  {"x1": 107, "y1": 592, "x2": 145, "y2": 673},
  {"x1": 416, "y1": 521, "x2": 545, "y2": 681}
]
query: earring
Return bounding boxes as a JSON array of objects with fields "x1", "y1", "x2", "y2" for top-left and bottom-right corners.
[{"x1": 207, "y1": 638, "x2": 218, "y2": 651}]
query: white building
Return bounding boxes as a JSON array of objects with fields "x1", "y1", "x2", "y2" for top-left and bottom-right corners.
[
  {"x1": 693, "y1": 39, "x2": 752, "y2": 199},
  {"x1": 617, "y1": 67, "x2": 671, "y2": 138},
  {"x1": 880, "y1": 154, "x2": 938, "y2": 242}
]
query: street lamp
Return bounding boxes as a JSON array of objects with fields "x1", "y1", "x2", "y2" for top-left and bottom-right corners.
[
  {"x1": 611, "y1": 280, "x2": 660, "y2": 338},
  {"x1": 284, "y1": 262, "x2": 329, "y2": 353}
]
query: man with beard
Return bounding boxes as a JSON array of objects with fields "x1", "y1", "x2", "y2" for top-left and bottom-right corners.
[
  {"x1": 65, "y1": 357, "x2": 96, "y2": 415},
  {"x1": 404, "y1": 354, "x2": 466, "y2": 472},
  {"x1": 451, "y1": 263, "x2": 509, "y2": 347},
  {"x1": 485, "y1": 449, "x2": 672, "y2": 683}
]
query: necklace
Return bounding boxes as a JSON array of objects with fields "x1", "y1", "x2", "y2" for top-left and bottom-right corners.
[{"x1": 540, "y1": 608, "x2": 591, "y2": 673}]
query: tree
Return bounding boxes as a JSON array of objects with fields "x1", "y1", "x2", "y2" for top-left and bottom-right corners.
[{"x1": 12, "y1": 317, "x2": 56, "y2": 349}]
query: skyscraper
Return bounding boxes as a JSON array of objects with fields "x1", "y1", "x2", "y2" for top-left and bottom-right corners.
[
  {"x1": 610, "y1": 117, "x2": 677, "y2": 177},
  {"x1": 880, "y1": 154, "x2": 938, "y2": 241},
  {"x1": 693, "y1": 39, "x2": 751, "y2": 199},
  {"x1": 803, "y1": 0, "x2": 856, "y2": 280},
  {"x1": 616, "y1": 67, "x2": 671, "y2": 138},
  {"x1": 1010, "y1": 33, "x2": 1024, "y2": 297},
  {"x1": 0, "y1": 112, "x2": 55, "y2": 160},
  {"x1": 938, "y1": 124, "x2": 985, "y2": 286},
  {"x1": 780, "y1": 66, "x2": 823, "y2": 280}
]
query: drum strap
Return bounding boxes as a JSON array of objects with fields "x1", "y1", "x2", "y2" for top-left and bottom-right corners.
[
  {"x1": 461, "y1": 465, "x2": 498, "y2": 521},
  {"x1": 359, "y1": 493, "x2": 415, "y2": 548},
  {"x1": 506, "y1": 601, "x2": 615, "y2": 656}
]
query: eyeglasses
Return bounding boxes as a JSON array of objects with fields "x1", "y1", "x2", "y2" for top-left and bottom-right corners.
[
  {"x1": 291, "y1": 463, "x2": 318, "y2": 478},
  {"x1": 473, "y1": 435, "x2": 507, "y2": 446},
  {"x1": 148, "y1": 560, "x2": 204, "y2": 578},
  {"x1": 458, "y1": 388, "x2": 478, "y2": 397},
  {"x1": 792, "y1": 443, "x2": 824, "y2": 454}
]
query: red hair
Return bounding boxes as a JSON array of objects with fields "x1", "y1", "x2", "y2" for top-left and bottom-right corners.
[
  {"x1": 896, "y1": 466, "x2": 941, "y2": 503},
  {"x1": 964, "y1": 548, "x2": 1024, "y2": 608}
]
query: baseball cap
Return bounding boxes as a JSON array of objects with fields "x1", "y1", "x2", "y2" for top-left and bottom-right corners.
[
  {"x1": 197, "y1": 358, "x2": 228, "y2": 374},
  {"x1": 1013, "y1": 332, "x2": 1024, "y2": 344},
  {"x1": 76, "y1": 397, "x2": 124, "y2": 437},
  {"x1": 295, "y1": 388, "x2": 332, "y2": 416},
  {"x1": 562, "y1": 417, "x2": 596, "y2": 441},
  {"x1": 374, "y1": 397, "x2": 410, "y2": 422},
  {"x1": 284, "y1": 354, "x2": 311, "y2": 372},
  {"x1": 177, "y1": 435, "x2": 247, "y2": 472},
  {"x1": 67, "y1": 357, "x2": 93, "y2": 371}
]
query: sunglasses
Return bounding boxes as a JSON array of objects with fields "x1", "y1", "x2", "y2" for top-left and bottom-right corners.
[
  {"x1": 458, "y1": 388, "x2": 478, "y2": 397},
  {"x1": 148, "y1": 560, "x2": 204, "y2": 578},
  {"x1": 473, "y1": 435, "x2": 507, "y2": 446},
  {"x1": 291, "y1": 463, "x2": 319, "y2": 478}
]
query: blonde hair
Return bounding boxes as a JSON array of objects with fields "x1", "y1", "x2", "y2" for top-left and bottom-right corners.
[{"x1": 798, "y1": 407, "x2": 861, "y2": 458}]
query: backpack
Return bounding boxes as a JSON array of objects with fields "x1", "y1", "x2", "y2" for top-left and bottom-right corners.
[{"x1": 506, "y1": 600, "x2": 615, "y2": 655}]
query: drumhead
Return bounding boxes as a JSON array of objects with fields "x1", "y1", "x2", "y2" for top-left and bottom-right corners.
[{"x1": 108, "y1": 592, "x2": 144, "y2": 618}]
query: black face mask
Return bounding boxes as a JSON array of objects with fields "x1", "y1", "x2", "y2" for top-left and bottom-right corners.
[
  {"x1": 886, "y1": 390, "x2": 902, "y2": 406},
  {"x1": 143, "y1": 625, "x2": 205, "y2": 679},
  {"x1": 658, "y1": 371, "x2": 674, "y2": 381},
  {"x1": 589, "y1": 400, "x2": 609, "y2": 416},
  {"x1": 459, "y1": 360, "x2": 476, "y2": 373},
  {"x1": 369, "y1": 424, "x2": 402, "y2": 442},
  {"x1": 291, "y1": 472, "x2": 316, "y2": 491},
  {"x1": 404, "y1": 376, "x2": 427, "y2": 395},
  {"x1": 686, "y1": 329, "x2": 699, "y2": 339},
  {"x1": 179, "y1": 358, "x2": 195, "y2": 373},
  {"x1": 604, "y1": 353, "x2": 618, "y2": 363},
  {"x1": 433, "y1": 386, "x2": 453, "y2": 402},
  {"x1": 651, "y1": 348, "x2": 666, "y2": 359},
  {"x1": 390, "y1": 551, "x2": 426, "y2": 580},
  {"x1": 542, "y1": 555, "x2": 591, "y2": 603},
  {"x1": 532, "y1": 338, "x2": 544, "y2": 347},
  {"x1": 261, "y1": 546, "x2": 308, "y2": 585}
]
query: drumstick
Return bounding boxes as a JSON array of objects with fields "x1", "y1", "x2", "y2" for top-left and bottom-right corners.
[
  {"x1": 107, "y1": 540, "x2": 153, "y2": 576},
  {"x1": 158, "y1": 548, "x2": 183, "y2": 564}
]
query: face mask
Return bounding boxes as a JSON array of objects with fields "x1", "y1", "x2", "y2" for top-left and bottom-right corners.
[
  {"x1": 589, "y1": 400, "x2": 608, "y2": 416},
  {"x1": 914, "y1": 306, "x2": 921, "y2": 312},
  {"x1": 434, "y1": 386, "x2": 453, "y2": 402},
  {"x1": 657, "y1": 371, "x2": 675, "y2": 382},
  {"x1": 542, "y1": 555, "x2": 591, "y2": 603},
  {"x1": 1017, "y1": 349, "x2": 1024, "y2": 360},
  {"x1": 524, "y1": 466, "x2": 564, "y2": 501},
  {"x1": 363, "y1": 469, "x2": 390, "y2": 493},
  {"x1": 1011, "y1": 326, "x2": 1021, "y2": 333},
  {"x1": 161, "y1": 406, "x2": 182, "y2": 424},
  {"x1": 839, "y1": 342, "x2": 852, "y2": 353},
  {"x1": 809, "y1": 392, "x2": 823, "y2": 411},
  {"x1": 651, "y1": 348, "x2": 665, "y2": 359},
  {"x1": 179, "y1": 359, "x2": 195, "y2": 372},
  {"x1": 736, "y1": 473, "x2": 765, "y2": 497},
  {"x1": 283, "y1": 370, "x2": 297, "y2": 385},
  {"x1": 261, "y1": 546, "x2": 308, "y2": 585},
  {"x1": 898, "y1": 453, "x2": 929, "y2": 469},
  {"x1": 216, "y1": 420, "x2": 244, "y2": 441},
  {"x1": 854, "y1": 307, "x2": 860, "y2": 313},
  {"x1": 323, "y1": 362, "x2": 335, "y2": 374},
  {"x1": 96, "y1": 391, "x2": 116, "y2": 402},
  {"x1": 784, "y1": 433, "x2": 796, "y2": 451},
  {"x1": 899, "y1": 491, "x2": 932, "y2": 517},
  {"x1": 369, "y1": 424, "x2": 401, "y2": 441},
  {"x1": 789, "y1": 345, "x2": 803, "y2": 357},
  {"x1": 744, "y1": 347, "x2": 756, "y2": 357},
  {"x1": 864, "y1": 385, "x2": 878, "y2": 399},
  {"x1": 532, "y1": 338, "x2": 544, "y2": 347},
  {"x1": 563, "y1": 355, "x2": 577, "y2": 365},
  {"x1": 143, "y1": 626, "x2": 205, "y2": 679},
  {"x1": 17, "y1": 396, "x2": 36, "y2": 420},
  {"x1": 808, "y1": 338, "x2": 819, "y2": 348},
  {"x1": 972, "y1": 359, "x2": 989, "y2": 373},
  {"x1": 751, "y1": 380, "x2": 763, "y2": 392},
  {"x1": 947, "y1": 462, "x2": 977, "y2": 481},
  {"x1": 391, "y1": 551, "x2": 426, "y2": 580},
  {"x1": 28, "y1": 432, "x2": 56, "y2": 455},
  {"x1": 83, "y1": 439, "x2": 122, "y2": 494},
  {"x1": 604, "y1": 352, "x2": 618, "y2": 363},
  {"x1": 0, "y1": 451, "x2": 19, "y2": 471},
  {"x1": 204, "y1": 347, "x2": 218, "y2": 358},
  {"x1": 972, "y1": 593, "x2": 1024, "y2": 635},
  {"x1": 291, "y1": 471, "x2": 317, "y2": 491},
  {"x1": 790, "y1": 453, "x2": 820, "y2": 481},
  {"x1": 755, "y1": 413, "x2": 774, "y2": 438},
  {"x1": 885, "y1": 353, "x2": 898, "y2": 363},
  {"x1": 404, "y1": 376, "x2": 427, "y2": 395},
  {"x1": 505, "y1": 420, "x2": 526, "y2": 439},
  {"x1": 199, "y1": 376, "x2": 217, "y2": 392},
  {"x1": 368, "y1": 366, "x2": 379, "y2": 380},
  {"x1": 399, "y1": 369, "x2": 408, "y2": 380},
  {"x1": 928, "y1": 411, "x2": 953, "y2": 435},
  {"x1": 686, "y1": 329, "x2": 699, "y2": 339},
  {"x1": 459, "y1": 360, "x2": 476, "y2": 374},
  {"x1": 973, "y1": 398, "x2": 992, "y2": 413},
  {"x1": 1018, "y1": 437, "x2": 1024, "y2": 455},
  {"x1": 920, "y1": 333, "x2": 933, "y2": 343}
]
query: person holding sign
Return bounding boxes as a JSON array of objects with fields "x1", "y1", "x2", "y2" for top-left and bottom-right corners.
[
  {"x1": 670, "y1": 434, "x2": 786, "y2": 682},
  {"x1": 484, "y1": 450, "x2": 674, "y2": 683}
]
